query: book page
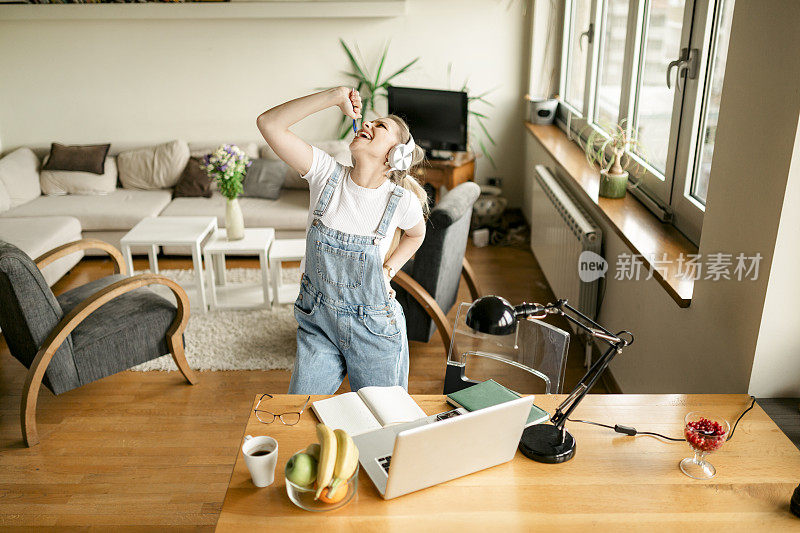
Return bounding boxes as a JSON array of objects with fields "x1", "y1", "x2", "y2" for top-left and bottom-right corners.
[
  {"x1": 357, "y1": 386, "x2": 427, "y2": 427},
  {"x1": 310, "y1": 393, "x2": 381, "y2": 436}
]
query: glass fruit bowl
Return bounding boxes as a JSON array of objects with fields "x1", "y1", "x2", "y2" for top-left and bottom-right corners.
[
  {"x1": 285, "y1": 454, "x2": 358, "y2": 512},
  {"x1": 680, "y1": 411, "x2": 729, "y2": 480}
]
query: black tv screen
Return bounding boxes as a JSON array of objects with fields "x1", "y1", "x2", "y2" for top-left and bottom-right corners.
[{"x1": 387, "y1": 86, "x2": 468, "y2": 152}]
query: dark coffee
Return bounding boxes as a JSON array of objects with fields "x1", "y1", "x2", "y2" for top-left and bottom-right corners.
[{"x1": 250, "y1": 449, "x2": 272, "y2": 457}]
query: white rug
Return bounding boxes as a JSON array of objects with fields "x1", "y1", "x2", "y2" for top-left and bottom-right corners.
[{"x1": 131, "y1": 267, "x2": 299, "y2": 372}]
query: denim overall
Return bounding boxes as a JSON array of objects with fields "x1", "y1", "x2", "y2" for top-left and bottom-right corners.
[{"x1": 288, "y1": 164, "x2": 409, "y2": 394}]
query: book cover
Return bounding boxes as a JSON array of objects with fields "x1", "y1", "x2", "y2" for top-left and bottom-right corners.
[{"x1": 446, "y1": 379, "x2": 549, "y2": 427}]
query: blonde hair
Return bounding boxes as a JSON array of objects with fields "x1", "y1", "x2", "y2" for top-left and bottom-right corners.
[
  {"x1": 383, "y1": 114, "x2": 429, "y2": 258},
  {"x1": 385, "y1": 114, "x2": 430, "y2": 219}
]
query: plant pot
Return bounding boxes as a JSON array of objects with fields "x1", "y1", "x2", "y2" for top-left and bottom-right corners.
[
  {"x1": 526, "y1": 96, "x2": 558, "y2": 125},
  {"x1": 599, "y1": 169, "x2": 628, "y2": 199},
  {"x1": 226, "y1": 197, "x2": 245, "y2": 240}
]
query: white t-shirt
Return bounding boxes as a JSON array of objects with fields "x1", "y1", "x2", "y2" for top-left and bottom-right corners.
[{"x1": 299, "y1": 146, "x2": 424, "y2": 271}]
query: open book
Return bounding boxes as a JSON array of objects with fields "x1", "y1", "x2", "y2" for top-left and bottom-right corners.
[{"x1": 311, "y1": 386, "x2": 427, "y2": 436}]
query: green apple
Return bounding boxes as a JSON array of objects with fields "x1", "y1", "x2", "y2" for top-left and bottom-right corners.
[{"x1": 285, "y1": 452, "x2": 317, "y2": 487}]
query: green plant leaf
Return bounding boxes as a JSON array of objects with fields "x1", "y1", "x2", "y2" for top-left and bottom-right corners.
[
  {"x1": 472, "y1": 96, "x2": 495, "y2": 107},
  {"x1": 469, "y1": 110, "x2": 489, "y2": 119},
  {"x1": 374, "y1": 41, "x2": 390, "y2": 89},
  {"x1": 381, "y1": 57, "x2": 420, "y2": 86},
  {"x1": 475, "y1": 117, "x2": 495, "y2": 145},
  {"x1": 340, "y1": 39, "x2": 369, "y2": 84},
  {"x1": 478, "y1": 139, "x2": 497, "y2": 169}
]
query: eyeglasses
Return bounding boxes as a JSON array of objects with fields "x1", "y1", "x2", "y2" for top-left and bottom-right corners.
[{"x1": 253, "y1": 394, "x2": 310, "y2": 426}]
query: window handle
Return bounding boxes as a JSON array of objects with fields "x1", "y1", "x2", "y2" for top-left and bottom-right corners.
[
  {"x1": 578, "y1": 23, "x2": 594, "y2": 52},
  {"x1": 667, "y1": 48, "x2": 700, "y2": 92}
]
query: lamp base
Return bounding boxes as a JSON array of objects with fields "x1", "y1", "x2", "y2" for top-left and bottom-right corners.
[{"x1": 518, "y1": 424, "x2": 576, "y2": 463}]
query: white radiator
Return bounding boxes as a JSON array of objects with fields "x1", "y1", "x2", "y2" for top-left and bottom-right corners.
[{"x1": 530, "y1": 165, "x2": 602, "y2": 320}]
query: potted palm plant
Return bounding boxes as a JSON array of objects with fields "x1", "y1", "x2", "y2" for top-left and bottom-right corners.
[
  {"x1": 336, "y1": 39, "x2": 419, "y2": 139},
  {"x1": 582, "y1": 121, "x2": 644, "y2": 199}
]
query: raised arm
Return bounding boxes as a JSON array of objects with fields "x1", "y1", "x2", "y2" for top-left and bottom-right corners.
[{"x1": 256, "y1": 87, "x2": 362, "y2": 176}]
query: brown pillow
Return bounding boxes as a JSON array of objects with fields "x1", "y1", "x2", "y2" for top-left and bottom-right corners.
[
  {"x1": 173, "y1": 157, "x2": 212, "y2": 198},
  {"x1": 41, "y1": 142, "x2": 111, "y2": 175}
]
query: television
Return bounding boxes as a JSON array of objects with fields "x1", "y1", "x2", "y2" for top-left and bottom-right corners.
[{"x1": 387, "y1": 86, "x2": 468, "y2": 153}]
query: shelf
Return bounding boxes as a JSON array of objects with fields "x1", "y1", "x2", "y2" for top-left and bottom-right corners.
[
  {"x1": 525, "y1": 122, "x2": 696, "y2": 308},
  {"x1": 0, "y1": 1, "x2": 406, "y2": 20}
]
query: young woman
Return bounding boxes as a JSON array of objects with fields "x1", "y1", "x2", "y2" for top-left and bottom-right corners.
[{"x1": 256, "y1": 87, "x2": 428, "y2": 394}]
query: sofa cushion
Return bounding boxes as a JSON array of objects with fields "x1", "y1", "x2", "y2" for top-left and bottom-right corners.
[
  {"x1": 241, "y1": 159, "x2": 287, "y2": 200},
  {"x1": 0, "y1": 216, "x2": 82, "y2": 286},
  {"x1": 260, "y1": 141, "x2": 352, "y2": 190},
  {"x1": 173, "y1": 157, "x2": 212, "y2": 198},
  {"x1": 57, "y1": 273, "x2": 175, "y2": 386},
  {"x1": 118, "y1": 140, "x2": 190, "y2": 190},
  {"x1": 41, "y1": 142, "x2": 110, "y2": 175},
  {"x1": 0, "y1": 147, "x2": 41, "y2": 208},
  {"x1": 0, "y1": 189, "x2": 173, "y2": 231},
  {"x1": 160, "y1": 190, "x2": 310, "y2": 231},
  {"x1": 40, "y1": 156, "x2": 118, "y2": 196}
]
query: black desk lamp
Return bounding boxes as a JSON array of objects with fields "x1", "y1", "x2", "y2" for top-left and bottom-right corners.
[{"x1": 465, "y1": 295, "x2": 634, "y2": 463}]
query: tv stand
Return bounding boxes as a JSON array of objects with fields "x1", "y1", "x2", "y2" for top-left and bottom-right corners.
[{"x1": 413, "y1": 151, "x2": 476, "y2": 203}]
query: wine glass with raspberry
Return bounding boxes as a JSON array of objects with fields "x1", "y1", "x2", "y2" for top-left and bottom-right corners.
[{"x1": 680, "y1": 411, "x2": 730, "y2": 480}]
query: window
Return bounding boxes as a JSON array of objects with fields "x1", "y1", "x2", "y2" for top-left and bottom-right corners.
[
  {"x1": 563, "y1": 0, "x2": 593, "y2": 113},
  {"x1": 555, "y1": 0, "x2": 737, "y2": 244}
]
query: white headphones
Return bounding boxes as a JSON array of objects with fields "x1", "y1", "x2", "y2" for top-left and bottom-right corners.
[{"x1": 387, "y1": 134, "x2": 416, "y2": 172}]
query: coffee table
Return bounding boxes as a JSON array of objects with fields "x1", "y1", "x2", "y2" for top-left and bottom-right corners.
[
  {"x1": 268, "y1": 238, "x2": 306, "y2": 305},
  {"x1": 120, "y1": 216, "x2": 217, "y2": 313},
  {"x1": 203, "y1": 228, "x2": 276, "y2": 310}
]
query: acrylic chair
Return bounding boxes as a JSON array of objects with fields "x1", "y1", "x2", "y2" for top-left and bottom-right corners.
[{"x1": 443, "y1": 302, "x2": 570, "y2": 396}]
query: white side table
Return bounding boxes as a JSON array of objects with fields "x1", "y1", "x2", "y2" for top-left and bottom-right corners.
[
  {"x1": 268, "y1": 239, "x2": 306, "y2": 305},
  {"x1": 120, "y1": 216, "x2": 217, "y2": 313},
  {"x1": 203, "y1": 228, "x2": 275, "y2": 310}
]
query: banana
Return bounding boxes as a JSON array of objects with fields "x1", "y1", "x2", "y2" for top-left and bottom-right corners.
[
  {"x1": 305, "y1": 443, "x2": 321, "y2": 462},
  {"x1": 328, "y1": 429, "x2": 359, "y2": 492},
  {"x1": 314, "y1": 423, "x2": 337, "y2": 500}
]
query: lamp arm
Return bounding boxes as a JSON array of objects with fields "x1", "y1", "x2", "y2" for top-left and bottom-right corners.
[
  {"x1": 551, "y1": 343, "x2": 621, "y2": 427},
  {"x1": 521, "y1": 299, "x2": 634, "y2": 428}
]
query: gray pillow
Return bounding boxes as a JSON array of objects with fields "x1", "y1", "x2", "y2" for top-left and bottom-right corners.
[{"x1": 242, "y1": 159, "x2": 287, "y2": 200}]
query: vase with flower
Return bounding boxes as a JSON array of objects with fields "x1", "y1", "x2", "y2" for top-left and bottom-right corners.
[{"x1": 201, "y1": 144, "x2": 251, "y2": 240}]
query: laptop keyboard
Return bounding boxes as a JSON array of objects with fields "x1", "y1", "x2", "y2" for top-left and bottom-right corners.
[{"x1": 377, "y1": 455, "x2": 392, "y2": 474}]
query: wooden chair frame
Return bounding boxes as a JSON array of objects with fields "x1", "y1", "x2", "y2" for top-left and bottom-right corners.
[
  {"x1": 393, "y1": 257, "x2": 482, "y2": 351},
  {"x1": 21, "y1": 240, "x2": 196, "y2": 446}
]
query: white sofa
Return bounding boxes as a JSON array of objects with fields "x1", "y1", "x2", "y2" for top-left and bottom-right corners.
[{"x1": 0, "y1": 139, "x2": 352, "y2": 285}]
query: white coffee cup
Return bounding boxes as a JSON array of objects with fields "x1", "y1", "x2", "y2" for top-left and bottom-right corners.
[{"x1": 242, "y1": 435, "x2": 278, "y2": 487}]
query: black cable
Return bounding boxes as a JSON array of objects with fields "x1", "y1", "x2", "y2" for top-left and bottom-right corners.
[
  {"x1": 567, "y1": 395, "x2": 756, "y2": 443},
  {"x1": 727, "y1": 395, "x2": 756, "y2": 441}
]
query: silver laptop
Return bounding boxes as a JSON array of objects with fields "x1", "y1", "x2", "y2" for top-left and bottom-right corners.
[{"x1": 352, "y1": 395, "x2": 534, "y2": 499}]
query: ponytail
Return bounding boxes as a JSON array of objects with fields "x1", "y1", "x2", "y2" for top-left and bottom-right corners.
[
  {"x1": 385, "y1": 115, "x2": 430, "y2": 219},
  {"x1": 384, "y1": 114, "x2": 429, "y2": 258}
]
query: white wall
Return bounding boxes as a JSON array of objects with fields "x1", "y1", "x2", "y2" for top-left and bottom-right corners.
[
  {"x1": 0, "y1": 1, "x2": 533, "y2": 205},
  {"x1": 749, "y1": 117, "x2": 800, "y2": 397},
  {"x1": 526, "y1": 0, "x2": 800, "y2": 393}
]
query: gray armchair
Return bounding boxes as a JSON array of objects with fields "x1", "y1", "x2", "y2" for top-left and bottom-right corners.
[
  {"x1": 393, "y1": 182, "x2": 482, "y2": 350},
  {"x1": 0, "y1": 239, "x2": 196, "y2": 446}
]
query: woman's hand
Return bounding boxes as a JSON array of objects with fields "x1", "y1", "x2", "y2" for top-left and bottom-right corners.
[
  {"x1": 383, "y1": 268, "x2": 396, "y2": 300},
  {"x1": 336, "y1": 87, "x2": 362, "y2": 120}
]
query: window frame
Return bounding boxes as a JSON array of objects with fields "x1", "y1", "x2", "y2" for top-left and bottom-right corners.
[{"x1": 553, "y1": 0, "x2": 731, "y2": 245}]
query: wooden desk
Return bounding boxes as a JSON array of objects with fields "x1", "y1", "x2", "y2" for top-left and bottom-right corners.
[
  {"x1": 414, "y1": 152, "x2": 475, "y2": 202},
  {"x1": 216, "y1": 395, "x2": 800, "y2": 531}
]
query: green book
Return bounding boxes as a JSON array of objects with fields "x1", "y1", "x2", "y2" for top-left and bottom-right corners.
[{"x1": 446, "y1": 379, "x2": 550, "y2": 427}]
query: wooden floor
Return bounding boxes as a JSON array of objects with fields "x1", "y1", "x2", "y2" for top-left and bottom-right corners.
[{"x1": 0, "y1": 243, "x2": 605, "y2": 530}]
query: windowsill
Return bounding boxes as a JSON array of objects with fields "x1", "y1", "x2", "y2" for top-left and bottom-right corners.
[{"x1": 525, "y1": 122, "x2": 696, "y2": 308}]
